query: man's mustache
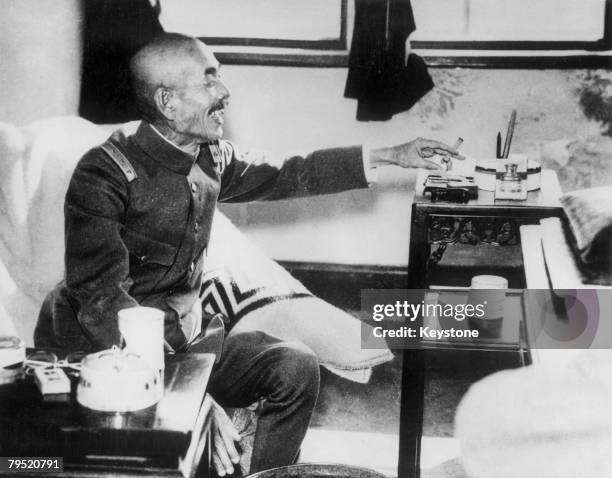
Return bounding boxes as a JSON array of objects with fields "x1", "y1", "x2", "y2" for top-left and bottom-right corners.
[{"x1": 210, "y1": 99, "x2": 228, "y2": 112}]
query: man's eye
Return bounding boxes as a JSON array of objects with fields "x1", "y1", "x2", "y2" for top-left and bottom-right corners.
[{"x1": 204, "y1": 77, "x2": 219, "y2": 88}]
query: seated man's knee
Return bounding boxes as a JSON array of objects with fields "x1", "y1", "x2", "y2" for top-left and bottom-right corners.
[{"x1": 266, "y1": 340, "x2": 320, "y2": 400}]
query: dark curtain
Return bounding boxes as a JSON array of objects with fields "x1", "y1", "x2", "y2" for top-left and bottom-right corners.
[
  {"x1": 79, "y1": 0, "x2": 164, "y2": 123},
  {"x1": 344, "y1": 0, "x2": 433, "y2": 121}
]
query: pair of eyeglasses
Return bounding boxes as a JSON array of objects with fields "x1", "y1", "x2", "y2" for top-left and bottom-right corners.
[{"x1": 24, "y1": 350, "x2": 86, "y2": 375}]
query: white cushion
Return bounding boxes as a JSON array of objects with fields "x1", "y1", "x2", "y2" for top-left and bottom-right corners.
[{"x1": 204, "y1": 213, "x2": 393, "y2": 383}]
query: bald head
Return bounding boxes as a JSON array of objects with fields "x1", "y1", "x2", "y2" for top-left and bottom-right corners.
[
  {"x1": 130, "y1": 33, "x2": 210, "y2": 124},
  {"x1": 130, "y1": 33, "x2": 229, "y2": 143}
]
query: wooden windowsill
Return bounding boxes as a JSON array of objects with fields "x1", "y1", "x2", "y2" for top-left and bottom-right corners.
[{"x1": 215, "y1": 47, "x2": 612, "y2": 69}]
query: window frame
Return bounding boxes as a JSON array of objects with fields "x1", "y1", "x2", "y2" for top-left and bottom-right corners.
[{"x1": 210, "y1": 0, "x2": 612, "y2": 69}]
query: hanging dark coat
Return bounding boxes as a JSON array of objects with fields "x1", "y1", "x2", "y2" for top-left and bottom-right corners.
[
  {"x1": 344, "y1": 0, "x2": 434, "y2": 121},
  {"x1": 79, "y1": 0, "x2": 164, "y2": 123}
]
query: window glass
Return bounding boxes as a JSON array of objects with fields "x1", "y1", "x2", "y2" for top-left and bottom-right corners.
[
  {"x1": 410, "y1": 0, "x2": 606, "y2": 42},
  {"x1": 159, "y1": 0, "x2": 343, "y2": 42}
]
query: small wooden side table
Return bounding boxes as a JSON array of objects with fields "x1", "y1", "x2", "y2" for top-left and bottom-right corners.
[
  {"x1": 0, "y1": 353, "x2": 215, "y2": 478},
  {"x1": 399, "y1": 170, "x2": 564, "y2": 478}
]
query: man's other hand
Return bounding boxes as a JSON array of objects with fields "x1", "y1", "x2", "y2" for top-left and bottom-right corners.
[
  {"x1": 370, "y1": 138, "x2": 465, "y2": 170},
  {"x1": 210, "y1": 397, "x2": 242, "y2": 476}
]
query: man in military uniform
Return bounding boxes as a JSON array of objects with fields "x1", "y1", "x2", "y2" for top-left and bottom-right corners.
[{"x1": 35, "y1": 33, "x2": 461, "y2": 475}]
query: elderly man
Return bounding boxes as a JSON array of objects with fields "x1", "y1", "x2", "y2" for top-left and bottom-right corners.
[{"x1": 35, "y1": 33, "x2": 460, "y2": 475}]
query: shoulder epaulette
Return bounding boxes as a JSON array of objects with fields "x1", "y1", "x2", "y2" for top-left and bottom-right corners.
[{"x1": 100, "y1": 140, "x2": 138, "y2": 183}]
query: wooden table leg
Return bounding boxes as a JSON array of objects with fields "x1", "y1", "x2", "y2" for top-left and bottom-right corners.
[
  {"x1": 180, "y1": 394, "x2": 214, "y2": 478},
  {"x1": 398, "y1": 349, "x2": 425, "y2": 478}
]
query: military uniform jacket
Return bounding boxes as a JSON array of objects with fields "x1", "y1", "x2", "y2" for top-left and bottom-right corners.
[{"x1": 35, "y1": 122, "x2": 368, "y2": 352}]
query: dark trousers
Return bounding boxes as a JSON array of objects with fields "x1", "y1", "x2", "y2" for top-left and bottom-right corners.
[{"x1": 208, "y1": 330, "x2": 320, "y2": 473}]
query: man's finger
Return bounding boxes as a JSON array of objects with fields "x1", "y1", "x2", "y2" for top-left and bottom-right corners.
[
  {"x1": 420, "y1": 139, "x2": 464, "y2": 157},
  {"x1": 214, "y1": 406, "x2": 242, "y2": 461},
  {"x1": 217, "y1": 406, "x2": 242, "y2": 443},
  {"x1": 219, "y1": 426, "x2": 241, "y2": 464},
  {"x1": 432, "y1": 148, "x2": 465, "y2": 160},
  {"x1": 421, "y1": 146, "x2": 464, "y2": 156},
  {"x1": 421, "y1": 148, "x2": 466, "y2": 160},
  {"x1": 422, "y1": 160, "x2": 443, "y2": 170},
  {"x1": 419, "y1": 138, "x2": 457, "y2": 151},
  {"x1": 419, "y1": 148, "x2": 437, "y2": 158},
  {"x1": 213, "y1": 451, "x2": 230, "y2": 477},
  {"x1": 214, "y1": 429, "x2": 235, "y2": 475}
]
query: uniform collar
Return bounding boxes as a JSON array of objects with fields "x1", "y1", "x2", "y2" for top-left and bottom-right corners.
[{"x1": 132, "y1": 122, "x2": 200, "y2": 175}]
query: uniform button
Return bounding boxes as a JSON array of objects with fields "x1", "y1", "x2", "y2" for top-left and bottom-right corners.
[
  {"x1": 140, "y1": 255, "x2": 148, "y2": 263},
  {"x1": 189, "y1": 262, "x2": 195, "y2": 272},
  {"x1": 194, "y1": 222, "x2": 199, "y2": 232},
  {"x1": 191, "y1": 183, "x2": 198, "y2": 193},
  {"x1": 168, "y1": 289, "x2": 175, "y2": 296}
]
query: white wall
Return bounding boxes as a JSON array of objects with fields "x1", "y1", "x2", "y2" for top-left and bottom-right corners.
[
  {"x1": 0, "y1": 0, "x2": 82, "y2": 125},
  {"x1": 218, "y1": 65, "x2": 612, "y2": 265}
]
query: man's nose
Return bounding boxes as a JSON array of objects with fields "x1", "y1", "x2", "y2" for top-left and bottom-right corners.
[{"x1": 217, "y1": 80, "x2": 230, "y2": 100}]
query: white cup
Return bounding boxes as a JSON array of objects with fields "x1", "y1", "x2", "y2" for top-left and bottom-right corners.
[
  {"x1": 118, "y1": 306, "x2": 165, "y2": 372},
  {"x1": 467, "y1": 275, "x2": 508, "y2": 336}
]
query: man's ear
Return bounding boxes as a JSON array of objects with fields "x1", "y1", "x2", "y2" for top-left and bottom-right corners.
[{"x1": 153, "y1": 87, "x2": 176, "y2": 121}]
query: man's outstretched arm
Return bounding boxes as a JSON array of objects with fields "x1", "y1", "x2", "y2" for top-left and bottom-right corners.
[
  {"x1": 215, "y1": 142, "x2": 367, "y2": 203},
  {"x1": 215, "y1": 138, "x2": 462, "y2": 203}
]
